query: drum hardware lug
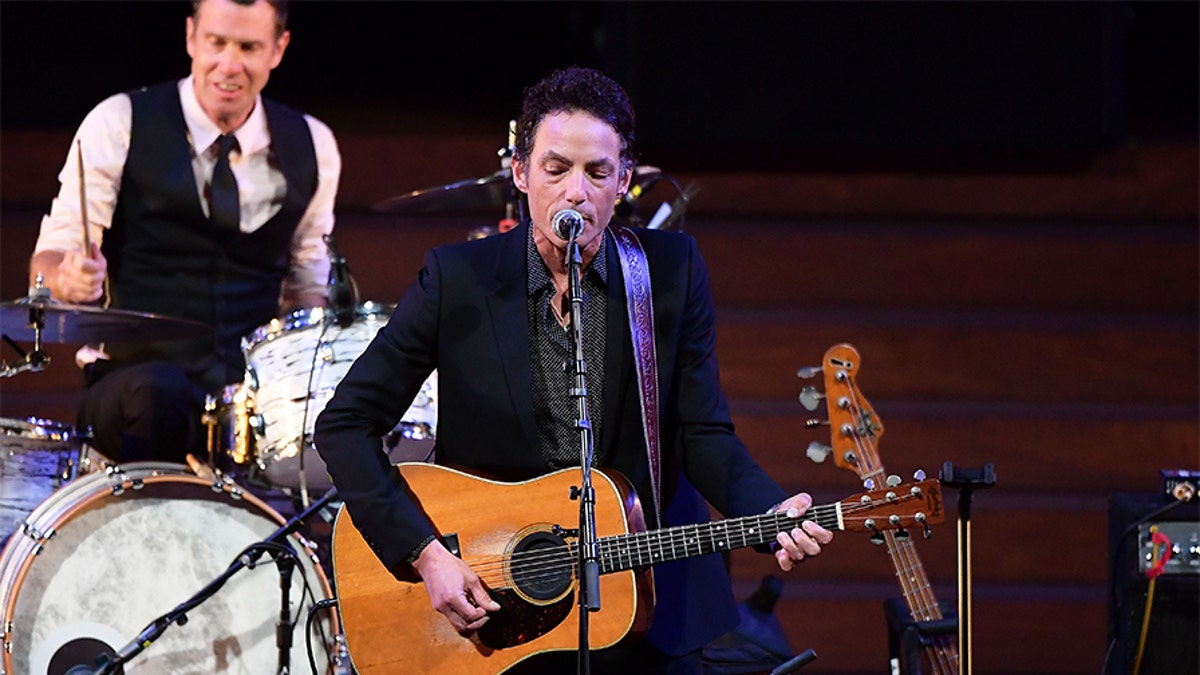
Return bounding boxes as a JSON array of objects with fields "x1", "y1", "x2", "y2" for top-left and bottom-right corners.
[
  {"x1": 19, "y1": 520, "x2": 53, "y2": 554},
  {"x1": 250, "y1": 413, "x2": 266, "y2": 436},
  {"x1": 317, "y1": 339, "x2": 335, "y2": 362}
]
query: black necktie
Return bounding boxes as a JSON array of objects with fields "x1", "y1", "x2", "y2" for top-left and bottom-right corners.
[{"x1": 210, "y1": 134, "x2": 240, "y2": 231}]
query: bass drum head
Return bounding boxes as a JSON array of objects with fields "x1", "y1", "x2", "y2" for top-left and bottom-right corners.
[{"x1": 0, "y1": 463, "x2": 339, "y2": 674}]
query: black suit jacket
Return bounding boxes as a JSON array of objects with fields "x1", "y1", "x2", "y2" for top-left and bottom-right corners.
[{"x1": 314, "y1": 222, "x2": 786, "y2": 654}]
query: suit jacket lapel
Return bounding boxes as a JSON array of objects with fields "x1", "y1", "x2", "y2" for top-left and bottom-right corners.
[{"x1": 484, "y1": 224, "x2": 541, "y2": 457}]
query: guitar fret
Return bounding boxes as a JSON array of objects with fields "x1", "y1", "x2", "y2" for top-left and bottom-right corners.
[{"x1": 581, "y1": 480, "x2": 932, "y2": 576}]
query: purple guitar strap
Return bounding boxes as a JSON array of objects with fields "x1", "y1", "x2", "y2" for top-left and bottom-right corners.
[{"x1": 612, "y1": 226, "x2": 662, "y2": 527}]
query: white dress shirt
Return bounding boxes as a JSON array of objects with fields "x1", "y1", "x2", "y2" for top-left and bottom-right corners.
[{"x1": 34, "y1": 76, "x2": 341, "y2": 304}]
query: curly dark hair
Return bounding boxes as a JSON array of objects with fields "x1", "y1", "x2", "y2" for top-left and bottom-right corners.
[{"x1": 513, "y1": 67, "x2": 637, "y2": 176}]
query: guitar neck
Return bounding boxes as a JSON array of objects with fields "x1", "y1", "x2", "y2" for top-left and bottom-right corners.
[{"x1": 596, "y1": 503, "x2": 840, "y2": 574}]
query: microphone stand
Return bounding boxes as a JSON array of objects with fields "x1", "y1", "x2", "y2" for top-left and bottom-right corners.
[
  {"x1": 87, "y1": 488, "x2": 339, "y2": 675},
  {"x1": 564, "y1": 234, "x2": 601, "y2": 675}
]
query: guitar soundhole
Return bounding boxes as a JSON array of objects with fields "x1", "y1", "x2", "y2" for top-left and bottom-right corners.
[{"x1": 510, "y1": 531, "x2": 574, "y2": 601}]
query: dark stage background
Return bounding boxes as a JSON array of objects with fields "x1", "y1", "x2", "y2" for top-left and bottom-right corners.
[
  {"x1": 3, "y1": 2, "x2": 1197, "y2": 169},
  {"x1": 1, "y1": 2, "x2": 1197, "y2": 674}
]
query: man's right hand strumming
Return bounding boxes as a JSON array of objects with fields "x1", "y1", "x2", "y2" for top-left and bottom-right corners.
[{"x1": 412, "y1": 539, "x2": 501, "y2": 635}]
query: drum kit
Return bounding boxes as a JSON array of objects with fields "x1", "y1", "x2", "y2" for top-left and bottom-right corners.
[
  {"x1": 1, "y1": 290, "x2": 353, "y2": 674},
  {"x1": 0, "y1": 128, "x2": 694, "y2": 673}
]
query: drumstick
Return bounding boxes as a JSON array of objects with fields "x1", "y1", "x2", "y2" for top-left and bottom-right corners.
[{"x1": 76, "y1": 139, "x2": 92, "y2": 255}]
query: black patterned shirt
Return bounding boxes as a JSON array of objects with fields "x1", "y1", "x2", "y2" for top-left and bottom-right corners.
[{"x1": 526, "y1": 228, "x2": 608, "y2": 468}]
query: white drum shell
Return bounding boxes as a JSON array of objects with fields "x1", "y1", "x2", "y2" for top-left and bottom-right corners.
[{"x1": 241, "y1": 303, "x2": 436, "y2": 490}]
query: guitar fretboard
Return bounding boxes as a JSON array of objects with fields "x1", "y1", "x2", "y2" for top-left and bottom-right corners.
[{"x1": 595, "y1": 503, "x2": 843, "y2": 574}]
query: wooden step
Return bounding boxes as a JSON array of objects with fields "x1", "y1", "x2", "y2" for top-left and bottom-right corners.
[
  {"x1": 690, "y1": 219, "x2": 1199, "y2": 314},
  {"x1": 739, "y1": 585, "x2": 1108, "y2": 674},
  {"x1": 732, "y1": 405, "x2": 1198, "y2": 496},
  {"x1": 713, "y1": 319, "x2": 1198, "y2": 405}
]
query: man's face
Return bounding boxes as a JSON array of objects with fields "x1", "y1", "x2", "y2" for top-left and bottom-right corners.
[
  {"x1": 186, "y1": 0, "x2": 289, "y2": 133},
  {"x1": 513, "y1": 110, "x2": 632, "y2": 254}
]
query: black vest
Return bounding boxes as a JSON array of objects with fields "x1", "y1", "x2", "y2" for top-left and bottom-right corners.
[{"x1": 104, "y1": 81, "x2": 318, "y2": 387}]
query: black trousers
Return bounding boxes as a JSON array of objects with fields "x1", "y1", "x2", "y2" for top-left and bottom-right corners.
[{"x1": 78, "y1": 360, "x2": 210, "y2": 464}]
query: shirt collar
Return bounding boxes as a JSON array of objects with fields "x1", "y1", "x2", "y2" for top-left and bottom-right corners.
[
  {"x1": 178, "y1": 75, "x2": 270, "y2": 156},
  {"x1": 526, "y1": 226, "x2": 608, "y2": 295}
]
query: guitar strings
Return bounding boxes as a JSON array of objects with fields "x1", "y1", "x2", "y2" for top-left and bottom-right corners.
[
  {"x1": 459, "y1": 493, "x2": 924, "y2": 592},
  {"x1": 844, "y1": 377, "x2": 958, "y2": 675}
]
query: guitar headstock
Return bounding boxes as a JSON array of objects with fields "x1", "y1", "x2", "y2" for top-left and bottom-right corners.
[
  {"x1": 798, "y1": 343, "x2": 884, "y2": 479},
  {"x1": 836, "y1": 477, "x2": 945, "y2": 539}
]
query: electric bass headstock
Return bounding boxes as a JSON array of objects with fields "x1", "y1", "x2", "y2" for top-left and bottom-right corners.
[
  {"x1": 798, "y1": 343, "x2": 885, "y2": 477},
  {"x1": 799, "y1": 344, "x2": 939, "y2": 540}
]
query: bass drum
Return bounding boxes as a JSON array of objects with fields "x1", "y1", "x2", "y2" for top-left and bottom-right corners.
[
  {"x1": 0, "y1": 463, "x2": 340, "y2": 675},
  {"x1": 239, "y1": 302, "x2": 437, "y2": 492}
]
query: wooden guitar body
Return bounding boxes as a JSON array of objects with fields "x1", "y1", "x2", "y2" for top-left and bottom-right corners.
[{"x1": 332, "y1": 464, "x2": 652, "y2": 674}]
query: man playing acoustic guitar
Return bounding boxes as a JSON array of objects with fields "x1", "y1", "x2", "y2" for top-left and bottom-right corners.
[{"x1": 314, "y1": 67, "x2": 833, "y2": 674}]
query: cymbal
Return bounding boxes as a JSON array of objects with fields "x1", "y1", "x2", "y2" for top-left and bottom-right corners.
[
  {"x1": 1, "y1": 300, "x2": 213, "y2": 344},
  {"x1": 373, "y1": 168, "x2": 514, "y2": 215}
]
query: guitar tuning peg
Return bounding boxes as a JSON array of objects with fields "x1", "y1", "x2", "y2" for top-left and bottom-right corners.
[
  {"x1": 923, "y1": 525, "x2": 933, "y2": 539},
  {"x1": 913, "y1": 469, "x2": 927, "y2": 481},
  {"x1": 798, "y1": 385, "x2": 825, "y2": 411},
  {"x1": 870, "y1": 532, "x2": 886, "y2": 546},
  {"x1": 796, "y1": 365, "x2": 822, "y2": 379},
  {"x1": 805, "y1": 441, "x2": 832, "y2": 464},
  {"x1": 803, "y1": 418, "x2": 830, "y2": 428},
  {"x1": 863, "y1": 478, "x2": 876, "y2": 490},
  {"x1": 894, "y1": 528, "x2": 910, "y2": 541},
  {"x1": 886, "y1": 474, "x2": 902, "y2": 488}
]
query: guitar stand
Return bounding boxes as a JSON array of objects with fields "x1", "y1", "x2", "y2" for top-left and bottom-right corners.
[
  {"x1": 939, "y1": 462, "x2": 996, "y2": 675},
  {"x1": 884, "y1": 597, "x2": 959, "y2": 675}
]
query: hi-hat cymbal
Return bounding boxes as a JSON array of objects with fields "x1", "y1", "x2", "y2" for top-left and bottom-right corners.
[
  {"x1": 373, "y1": 168, "x2": 514, "y2": 215},
  {"x1": 1, "y1": 300, "x2": 213, "y2": 344}
]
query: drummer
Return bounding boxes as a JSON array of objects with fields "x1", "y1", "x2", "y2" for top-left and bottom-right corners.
[{"x1": 27, "y1": 0, "x2": 341, "y2": 464}]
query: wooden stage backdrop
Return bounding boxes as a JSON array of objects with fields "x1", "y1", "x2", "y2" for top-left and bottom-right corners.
[{"x1": 1, "y1": 126, "x2": 1196, "y2": 674}]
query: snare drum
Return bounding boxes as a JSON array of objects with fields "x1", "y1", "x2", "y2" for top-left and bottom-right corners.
[
  {"x1": 238, "y1": 303, "x2": 437, "y2": 491},
  {"x1": 0, "y1": 463, "x2": 339, "y2": 674},
  {"x1": 0, "y1": 417, "x2": 96, "y2": 544}
]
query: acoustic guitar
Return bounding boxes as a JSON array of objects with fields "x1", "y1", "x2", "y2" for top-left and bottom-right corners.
[
  {"x1": 803, "y1": 343, "x2": 959, "y2": 674},
  {"x1": 331, "y1": 462, "x2": 944, "y2": 674}
]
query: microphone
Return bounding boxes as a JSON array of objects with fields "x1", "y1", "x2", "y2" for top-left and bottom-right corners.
[
  {"x1": 614, "y1": 166, "x2": 663, "y2": 219},
  {"x1": 551, "y1": 208, "x2": 584, "y2": 241},
  {"x1": 648, "y1": 180, "x2": 700, "y2": 231},
  {"x1": 324, "y1": 235, "x2": 355, "y2": 328}
]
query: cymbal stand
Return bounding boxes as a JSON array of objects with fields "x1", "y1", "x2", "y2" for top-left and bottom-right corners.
[
  {"x1": 500, "y1": 120, "x2": 527, "y2": 233},
  {"x1": 469, "y1": 121, "x2": 527, "y2": 241},
  {"x1": 87, "y1": 487, "x2": 340, "y2": 675},
  {"x1": 1, "y1": 277, "x2": 53, "y2": 377}
]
